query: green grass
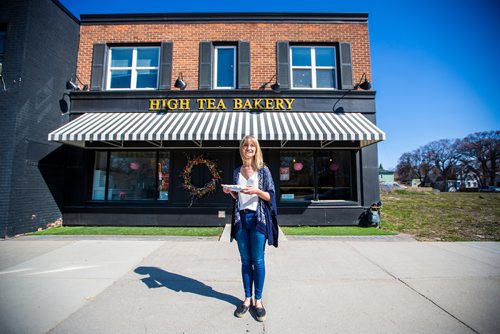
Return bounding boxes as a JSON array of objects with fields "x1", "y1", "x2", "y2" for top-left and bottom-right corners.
[
  {"x1": 381, "y1": 190, "x2": 500, "y2": 241},
  {"x1": 29, "y1": 226, "x2": 223, "y2": 237},
  {"x1": 281, "y1": 226, "x2": 395, "y2": 236}
]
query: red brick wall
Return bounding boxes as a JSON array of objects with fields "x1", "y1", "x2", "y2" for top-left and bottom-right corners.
[{"x1": 77, "y1": 22, "x2": 371, "y2": 90}]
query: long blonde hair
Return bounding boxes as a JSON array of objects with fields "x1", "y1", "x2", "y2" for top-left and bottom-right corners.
[{"x1": 239, "y1": 135, "x2": 264, "y2": 169}]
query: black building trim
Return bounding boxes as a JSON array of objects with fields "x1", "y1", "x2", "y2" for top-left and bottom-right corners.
[{"x1": 80, "y1": 13, "x2": 369, "y2": 25}]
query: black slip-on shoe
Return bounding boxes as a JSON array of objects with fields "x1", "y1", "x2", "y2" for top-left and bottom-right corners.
[
  {"x1": 254, "y1": 305, "x2": 266, "y2": 322},
  {"x1": 234, "y1": 303, "x2": 250, "y2": 318}
]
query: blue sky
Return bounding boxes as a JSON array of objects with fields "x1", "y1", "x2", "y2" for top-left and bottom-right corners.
[{"x1": 60, "y1": 0, "x2": 500, "y2": 169}]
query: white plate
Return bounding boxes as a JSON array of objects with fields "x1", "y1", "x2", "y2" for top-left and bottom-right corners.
[{"x1": 223, "y1": 185, "x2": 245, "y2": 192}]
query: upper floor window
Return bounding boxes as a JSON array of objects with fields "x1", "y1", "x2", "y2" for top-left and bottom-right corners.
[
  {"x1": 107, "y1": 47, "x2": 160, "y2": 90},
  {"x1": 0, "y1": 23, "x2": 7, "y2": 61},
  {"x1": 290, "y1": 46, "x2": 337, "y2": 89},
  {"x1": 213, "y1": 46, "x2": 236, "y2": 89}
]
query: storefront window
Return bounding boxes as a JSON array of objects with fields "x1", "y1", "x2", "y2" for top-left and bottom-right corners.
[
  {"x1": 107, "y1": 152, "x2": 156, "y2": 200},
  {"x1": 158, "y1": 152, "x2": 170, "y2": 201},
  {"x1": 316, "y1": 151, "x2": 353, "y2": 200},
  {"x1": 279, "y1": 151, "x2": 314, "y2": 201},
  {"x1": 92, "y1": 151, "x2": 108, "y2": 200}
]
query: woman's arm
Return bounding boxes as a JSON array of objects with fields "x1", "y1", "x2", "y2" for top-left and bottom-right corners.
[
  {"x1": 241, "y1": 187, "x2": 270, "y2": 202},
  {"x1": 221, "y1": 185, "x2": 237, "y2": 199}
]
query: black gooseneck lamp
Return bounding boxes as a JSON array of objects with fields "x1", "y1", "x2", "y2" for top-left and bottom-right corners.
[
  {"x1": 174, "y1": 72, "x2": 187, "y2": 90},
  {"x1": 260, "y1": 74, "x2": 281, "y2": 93},
  {"x1": 332, "y1": 73, "x2": 372, "y2": 112}
]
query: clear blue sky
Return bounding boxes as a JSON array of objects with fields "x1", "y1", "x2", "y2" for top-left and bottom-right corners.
[{"x1": 60, "y1": 0, "x2": 500, "y2": 170}]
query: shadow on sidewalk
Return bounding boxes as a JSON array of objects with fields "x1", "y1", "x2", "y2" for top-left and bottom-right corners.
[{"x1": 134, "y1": 266, "x2": 241, "y2": 307}]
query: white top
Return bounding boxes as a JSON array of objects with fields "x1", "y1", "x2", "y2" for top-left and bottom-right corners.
[{"x1": 238, "y1": 171, "x2": 259, "y2": 211}]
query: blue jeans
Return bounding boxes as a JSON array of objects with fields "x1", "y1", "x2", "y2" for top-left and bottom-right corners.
[{"x1": 235, "y1": 211, "x2": 266, "y2": 300}]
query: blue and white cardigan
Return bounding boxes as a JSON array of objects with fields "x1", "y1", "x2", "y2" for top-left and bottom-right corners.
[{"x1": 230, "y1": 165, "x2": 279, "y2": 247}]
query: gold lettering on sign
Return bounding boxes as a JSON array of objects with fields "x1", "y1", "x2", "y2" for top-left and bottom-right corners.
[
  {"x1": 179, "y1": 99, "x2": 190, "y2": 110},
  {"x1": 284, "y1": 98, "x2": 295, "y2": 110},
  {"x1": 216, "y1": 99, "x2": 227, "y2": 110},
  {"x1": 274, "y1": 99, "x2": 284, "y2": 110},
  {"x1": 206, "y1": 99, "x2": 216, "y2": 110},
  {"x1": 150, "y1": 98, "x2": 296, "y2": 111},
  {"x1": 197, "y1": 99, "x2": 207, "y2": 109},
  {"x1": 149, "y1": 99, "x2": 162, "y2": 111},
  {"x1": 149, "y1": 99, "x2": 190, "y2": 111},
  {"x1": 233, "y1": 98, "x2": 243, "y2": 110},
  {"x1": 265, "y1": 99, "x2": 274, "y2": 110}
]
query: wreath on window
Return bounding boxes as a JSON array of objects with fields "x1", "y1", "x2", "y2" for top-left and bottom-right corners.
[{"x1": 181, "y1": 156, "x2": 222, "y2": 203}]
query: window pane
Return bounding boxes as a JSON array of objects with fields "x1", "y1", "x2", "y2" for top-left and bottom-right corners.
[
  {"x1": 136, "y1": 69, "x2": 158, "y2": 88},
  {"x1": 92, "y1": 152, "x2": 108, "y2": 200},
  {"x1": 108, "y1": 152, "x2": 156, "y2": 200},
  {"x1": 110, "y1": 70, "x2": 132, "y2": 88},
  {"x1": 279, "y1": 151, "x2": 314, "y2": 201},
  {"x1": 315, "y1": 48, "x2": 335, "y2": 66},
  {"x1": 137, "y1": 48, "x2": 159, "y2": 67},
  {"x1": 291, "y1": 47, "x2": 311, "y2": 66},
  {"x1": 111, "y1": 49, "x2": 132, "y2": 67},
  {"x1": 316, "y1": 151, "x2": 353, "y2": 200},
  {"x1": 158, "y1": 152, "x2": 170, "y2": 201},
  {"x1": 316, "y1": 69, "x2": 336, "y2": 88},
  {"x1": 216, "y1": 48, "x2": 235, "y2": 87},
  {"x1": 0, "y1": 31, "x2": 6, "y2": 54},
  {"x1": 292, "y1": 69, "x2": 312, "y2": 88}
]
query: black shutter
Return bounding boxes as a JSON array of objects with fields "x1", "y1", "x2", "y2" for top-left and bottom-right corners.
[
  {"x1": 159, "y1": 42, "x2": 173, "y2": 90},
  {"x1": 90, "y1": 44, "x2": 107, "y2": 91},
  {"x1": 238, "y1": 41, "x2": 250, "y2": 89},
  {"x1": 339, "y1": 42, "x2": 353, "y2": 90},
  {"x1": 276, "y1": 41, "x2": 290, "y2": 90},
  {"x1": 199, "y1": 41, "x2": 213, "y2": 90}
]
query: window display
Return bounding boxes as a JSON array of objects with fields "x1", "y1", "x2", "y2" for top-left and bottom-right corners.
[
  {"x1": 108, "y1": 152, "x2": 156, "y2": 200},
  {"x1": 316, "y1": 151, "x2": 353, "y2": 200},
  {"x1": 279, "y1": 151, "x2": 314, "y2": 201},
  {"x1": 158, "y1": 152, "x2": 170, "y2": 200},
  {"x1": 92, "y1": 151, "x2": 171, "y2": 201},
  {"x1": 279, "y1": 150, "x2": 354, "y2": 202}
]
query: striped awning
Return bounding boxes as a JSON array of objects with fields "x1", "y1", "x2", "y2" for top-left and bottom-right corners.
[{"x1": 48, "y1": 112, "x2": 385, "y2": 147}]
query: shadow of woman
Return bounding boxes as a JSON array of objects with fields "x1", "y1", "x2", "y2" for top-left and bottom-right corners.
[{"x1": 134, "y1": 266, "x2": 241, "y2": 307}]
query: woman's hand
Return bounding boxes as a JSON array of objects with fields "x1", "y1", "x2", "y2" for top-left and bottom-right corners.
[
  {"x1": 221, "y1": 184, "x2": 237, "y2": 199},
  {"x1": 240, "y1": 185, "x2": 259, "y2": 195},
  {"x1": 241, "y1": 186, "x2": 270, "y2": 202}
]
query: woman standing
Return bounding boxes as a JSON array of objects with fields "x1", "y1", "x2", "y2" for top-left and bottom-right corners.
[{"x1": 222, "y1": 135, "x2": 278, "y2": 322}]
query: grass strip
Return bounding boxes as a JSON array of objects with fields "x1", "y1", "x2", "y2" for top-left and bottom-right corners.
[
  {"x1": 381, "y1": 190, "x2": 500, "y2": 241},
  {"x1": 281, "y1": 226, "x2": 395, "y2": 236},
  {"x1": 29, "y1": 226, "x2": 223, "y2": 237}
]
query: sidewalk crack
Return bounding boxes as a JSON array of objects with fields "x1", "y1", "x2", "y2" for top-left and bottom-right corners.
[{"x1": 345, "y1": 242, "x2": 480, "y2": 334}]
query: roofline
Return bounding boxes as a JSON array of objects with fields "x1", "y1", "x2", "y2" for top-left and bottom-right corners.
[
  {"x1": 80, "y1": 12, "x2": 368, "y2": 25},
  {"x1": 52, "y1": 0, "x2": 80, "y2": 24}
]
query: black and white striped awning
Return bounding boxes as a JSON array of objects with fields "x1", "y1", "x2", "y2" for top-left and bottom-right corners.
[{"x1": 48, "y1": 112, "x2": 385, "y2": 147}]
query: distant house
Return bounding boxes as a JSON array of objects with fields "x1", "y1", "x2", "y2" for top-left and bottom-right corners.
[
  {"x1": 456, "y1": 167, "x2": 479, "y2": 190},
  {"x1": 411, "y1": 178, "x2": 420, "y2": 187},
  {"x1": 379, "y1": 164, "x2": 395, "y2": 183}
]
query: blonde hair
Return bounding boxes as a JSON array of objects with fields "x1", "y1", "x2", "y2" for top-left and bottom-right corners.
[{"x1": 239, "y1": 135, "x2": 264, "y2": 169}]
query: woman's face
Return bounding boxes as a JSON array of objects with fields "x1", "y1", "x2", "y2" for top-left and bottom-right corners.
[{"x1": 241, "y1": 140, "x2": 257, "y2": 160}]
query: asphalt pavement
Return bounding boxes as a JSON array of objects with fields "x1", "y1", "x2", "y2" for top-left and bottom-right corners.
[{"x1": 0, "y1": 233, "x2": 499, "y2": 334}]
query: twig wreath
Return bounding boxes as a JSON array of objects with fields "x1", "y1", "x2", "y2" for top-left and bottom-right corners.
[{"x1": 181, "y1": 156, "x2": 222, "y2": 205}]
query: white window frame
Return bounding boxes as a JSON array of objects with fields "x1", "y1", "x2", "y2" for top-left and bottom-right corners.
[
  {"x1": 213, "y1": 45, "x2": 236, "y2": 89},
  {"x1": 106, "y1": 46, "x2": 160, "y2": 90},
  {"x1": 290, "y1": 46, "x2": 337, "y2": 90}
]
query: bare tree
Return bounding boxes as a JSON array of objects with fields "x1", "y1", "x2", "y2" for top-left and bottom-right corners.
[
  {"x1": 457, "y1": 131, "x2": 500, "y2": 187},
  {"x1": 396, "y1": 148, "x2": 433, "y2": 186},
  {"x1": 424, "y1": 139, "x2": 461, "y2": 191}
]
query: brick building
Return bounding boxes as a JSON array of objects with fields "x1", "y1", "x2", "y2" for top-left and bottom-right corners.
[
  {"x1": 48, "y1": 12, "x2": 385, "y2": 227},
  {"x1": 0, "y1": 0, "x2": 79, "y2": 237}
]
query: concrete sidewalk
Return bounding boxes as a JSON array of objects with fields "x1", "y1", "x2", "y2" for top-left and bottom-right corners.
[{"x1": 0, "y1": 236, "x2": 499, "y2": 334}]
